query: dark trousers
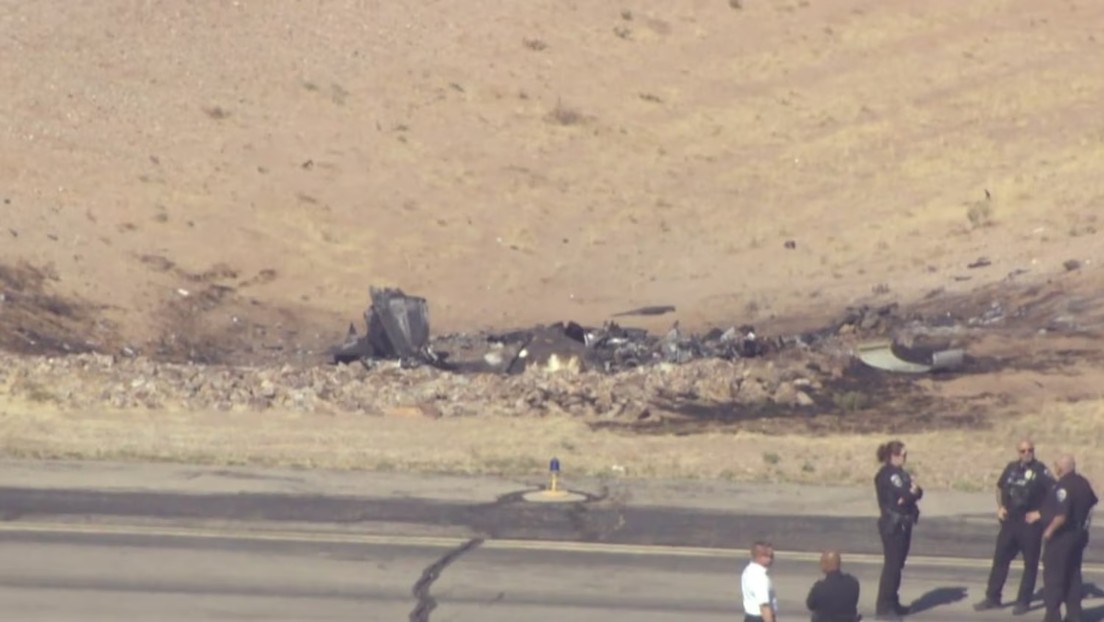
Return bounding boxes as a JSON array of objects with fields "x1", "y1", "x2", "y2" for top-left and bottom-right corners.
[
  {"x1": 1042, "y1": 531, "x2": 1088, "y2": 622},
  {"x1": 744, "y1": 616, "x2": 764, "y2": 622},
  {"x1": 984, "y1": 517, "x2": 1043, "y2": 605},
  {"x1": 876, "y1": 517, "x2": 913, "y2": 612}
]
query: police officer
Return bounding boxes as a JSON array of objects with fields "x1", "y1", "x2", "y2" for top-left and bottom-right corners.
[
  {"x1": 873, "y1": 439, "x2": 922, "y2": 620},
  {"x1": 1041, "y1": 454, "x2": 1098, "y2": 622},
  {"x1": 806, "y1": 549, "x2": 861, "y2": 622},
  {"x1": 974, "y1": 439, "x2": 1055, "y2": 614}
]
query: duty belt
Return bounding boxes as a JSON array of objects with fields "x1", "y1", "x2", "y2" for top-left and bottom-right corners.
[{"x1": 883, "y1": 510, "x2": 914, "y2": 525}]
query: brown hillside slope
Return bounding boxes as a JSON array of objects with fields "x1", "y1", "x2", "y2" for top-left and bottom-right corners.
[{"x1": 2, "y1": 0, "x2": 1102, "y2": 360}]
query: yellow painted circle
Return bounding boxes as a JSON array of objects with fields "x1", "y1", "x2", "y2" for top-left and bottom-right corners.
[{"x1": 522, "y1": 490, "x2": 588, "y2": 503}]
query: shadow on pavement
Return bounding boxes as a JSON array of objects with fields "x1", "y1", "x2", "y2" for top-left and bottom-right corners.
[
  {"x1": 1082, "y1": 582, "x2": 1104, "y2": 622},
  {"x1": 908, "y1": 586, "x2": 968, "y2": 615},
  {"x1": 1085, "y1": 582, "x2": 1104, "y2": 599},
  {"x1": 1020, "y1": 582, "x2": 1104, "y2": 617}
]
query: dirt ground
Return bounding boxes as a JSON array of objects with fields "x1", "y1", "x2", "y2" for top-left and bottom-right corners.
[{"x1": 2, "y1": 0, "x2": 1104, "y2": 489}]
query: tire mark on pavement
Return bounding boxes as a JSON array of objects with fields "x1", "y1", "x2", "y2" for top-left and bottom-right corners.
[{"x1": 408, "y1": 537, "x2": 484, "y2": 622}]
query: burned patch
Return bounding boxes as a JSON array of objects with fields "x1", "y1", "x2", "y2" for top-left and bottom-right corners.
[
  {"x1": 311, "y1": 278, "x2": 1104, "y2": 435},
  {"x1": 130, "y1": 257, "x2": 320, "y2": 366},
  {"x1": 0, "y1": 261, "x2": 120, "y2": 356},
  {"x1": 587, "y1": 356, "x2": 988, "y2": 437},
  {"x1": 148, "y1": 283, "x2": 324, "y2": 366}
]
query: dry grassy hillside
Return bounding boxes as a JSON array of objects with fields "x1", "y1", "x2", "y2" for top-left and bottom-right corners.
[{"x1": 3, "y1": 0, "x2": 1102, "y2": 359}]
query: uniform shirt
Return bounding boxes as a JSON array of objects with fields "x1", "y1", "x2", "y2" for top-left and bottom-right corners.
[
  {"x1": 1042, "y1": 471, "x2": 1099, "y2": 539},
  {"x1": 874, "y1": 464, "x2": 923, "y2": 520},
  {"x1": 806, "y1": 569, "x2": 861, "y2": 622},
  {"x1": 996, "y1": 458, "x2": 1054, "y2": 519},
  {"x1": 742, "y1": 561, "x2": 777, "y2": 617}
]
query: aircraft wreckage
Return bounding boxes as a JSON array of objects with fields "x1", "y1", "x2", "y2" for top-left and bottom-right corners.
[
  {"x1": 329, "y1": 287, "x2": 968, "y2": 375},
  {"x1": 856, "y1": 340, "x2": 965, "y2": 374}
]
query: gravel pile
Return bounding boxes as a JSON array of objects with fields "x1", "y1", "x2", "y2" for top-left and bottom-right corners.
[{"x1": 0, "y1": 350, "x2": 841, "y2": 421}]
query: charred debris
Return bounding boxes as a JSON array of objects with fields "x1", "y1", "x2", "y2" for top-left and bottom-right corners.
[{"x1": 329, "y1": 287, "x2": 925, "y2": 375}]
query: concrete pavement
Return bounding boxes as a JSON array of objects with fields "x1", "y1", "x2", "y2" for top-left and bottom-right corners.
[{"x1": 4, "y1": 522, "x2": 1104, "y2": 622}]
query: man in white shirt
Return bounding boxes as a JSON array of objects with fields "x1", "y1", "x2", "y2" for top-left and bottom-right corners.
[{"x1": 742, "y1": 540, "x2": 779, "y2": 622}]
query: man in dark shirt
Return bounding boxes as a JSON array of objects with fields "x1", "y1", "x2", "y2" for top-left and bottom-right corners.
[
  {"x1": 1041, "y1": 454, "x2": 1098, "y2": 622},
  {"x1": 974, "y1": 438, "x2": 1055, "y2": 614},
  {"x1": 807, "y1": 550, "x2": 861, "y2": 622}
]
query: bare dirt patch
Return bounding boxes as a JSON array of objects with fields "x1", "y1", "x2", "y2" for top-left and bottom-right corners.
[{"x1": 134, "y1": 256, "x2": 334, "y2": 366}]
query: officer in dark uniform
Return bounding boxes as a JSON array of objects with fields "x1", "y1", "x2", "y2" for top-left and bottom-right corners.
[
  {"x1": 974, "y1": 439, "x2": 1055, "y2": 614},
  {"x1": 873, "y1": 439, "x2": 922, "y2": 620},
  {"x1": 1040, "y1": 454, "x2": 1098, "y2": 622}
]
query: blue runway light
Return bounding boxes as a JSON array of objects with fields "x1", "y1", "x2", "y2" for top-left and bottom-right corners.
[{"x1": 550, "y1": 457, "x2": 560, "y2": 473}]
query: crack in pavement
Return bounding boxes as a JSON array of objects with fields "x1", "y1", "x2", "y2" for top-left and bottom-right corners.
[{"x1": 408, "y1": 537, "x2": 484, "y2": 622}]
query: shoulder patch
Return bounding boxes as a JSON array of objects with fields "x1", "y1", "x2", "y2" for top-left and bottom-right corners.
[
  {"x1": 890, "y1": 473, "x2": 903, "y2": 488},
  {"x1": 1057, "y1": 488, "x2": 1067, "y2": 502}
]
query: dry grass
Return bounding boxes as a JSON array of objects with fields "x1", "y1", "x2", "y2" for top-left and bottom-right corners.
[{"x1": 2, "y1": 398, "x2": 1100, "y2": 491}]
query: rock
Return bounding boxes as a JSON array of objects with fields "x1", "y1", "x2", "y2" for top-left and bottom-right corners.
[
  {"x1": 859, "y1": 312, "x2": 881, "y2": 331},
  {"x1": 795, "y1": 391, "x2": 815, "y2": 407},
  {"x1": 0, "y1": 319, "x2": 869, "y2": 428},
  {"x1": 772, "y1": 381, "x2": 798, "y2": 406},
  {"x1": 257, "y1": 380, "x2": 277, "y2": 399},
  {"x1": 732, "y1": 377, "x2": 772, "y2": 404}
]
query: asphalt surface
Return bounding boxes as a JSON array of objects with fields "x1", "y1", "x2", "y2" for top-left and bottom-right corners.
[
  {"x1": 2, "y1": 485, "x2": 1103, "y2": 564},
  {"x1": 5, "y1": 524, "x2": 1104, "y2": 622},
  {"x1": 3, "y1": 460, "x2": 1104, "y2": 620}
]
